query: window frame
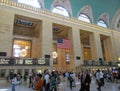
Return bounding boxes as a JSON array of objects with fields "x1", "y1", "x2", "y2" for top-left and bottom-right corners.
[
  {"x1": 97, "y1": 19, "x2": 108, "y2": 28},
  {"x1": 78, "y1": 13, "x2": 91, "y2": 23}
]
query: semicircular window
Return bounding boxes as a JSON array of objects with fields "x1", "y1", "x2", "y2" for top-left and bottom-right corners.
[
  {"x1": 97, "y1": 19, "x2": 108, "y2": 28},
  {"x1": 78, "y1": 14, "x2": 91, "y2": 23},
  {"x1": 52, "y1": 6, "x2": 70, "y2": 17},
  {"x1": 18, "y1": 0, "x2": 41, "y2": 8}
]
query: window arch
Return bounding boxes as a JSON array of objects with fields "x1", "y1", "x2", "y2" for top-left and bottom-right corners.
[
  {"x1": 97, "y1": 13, "x2": 109, "y2": 28},
  {"x1": 77, "y1": 5, "x2": 93, "y2": 23},
  {"x1": 111, "y1": 9, "x2": 120, "y2": 31},
  {"x1": 78, "y1": 13, "x2": 91, "y2": 23},
  {"x1": 18, "y1": 0, "x2": 41, "y2": 8},
  {"x1": 52, "y1": 6, "x2": 70, "y2": 17},
  {"x1": 97, "y1": 19, "x2": 108, "y2": 28}
]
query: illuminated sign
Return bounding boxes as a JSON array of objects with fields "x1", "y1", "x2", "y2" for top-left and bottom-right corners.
[
  {"x1": 0, "y1": 59, "x2": 9, "y2": 64},
  {"x1": 15, "y1": 59, "x2": 23, "y2": 64},
  {"x1": 24, "y1": 59, "x2": 33, "y2": 64},
  {"x1": 38, "y1": 59, "x2": 45, "y2": 64}
]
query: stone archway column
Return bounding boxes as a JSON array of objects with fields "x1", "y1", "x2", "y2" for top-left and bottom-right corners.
[
  {"x1": 90, "y1": 32, "x2": 103, "y2": 60},
  {"x1": 41, "y1": 19, "x2": 53, "y2": 67},
  {"x1": 72, "y1": 27, "x2": 82, "y2": 67}
]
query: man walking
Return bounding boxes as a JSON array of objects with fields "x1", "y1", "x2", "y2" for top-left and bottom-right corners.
[{"x1": 96, "y1": 70, "x2": 102, "y2": 91}]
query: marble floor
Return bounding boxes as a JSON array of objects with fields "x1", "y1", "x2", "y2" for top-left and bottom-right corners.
[{"x1": 0, "y1": 78, "x2": 120, "y2": 91}]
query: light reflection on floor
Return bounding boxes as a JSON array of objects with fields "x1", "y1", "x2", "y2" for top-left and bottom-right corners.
[{"x1": 0, "y1": 89, "x2": 9, "y2": 91}]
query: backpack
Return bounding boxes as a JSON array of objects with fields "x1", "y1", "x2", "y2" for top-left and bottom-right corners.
[{"x1": 69, "y1": 76, "x2": 73, "y2": 82}]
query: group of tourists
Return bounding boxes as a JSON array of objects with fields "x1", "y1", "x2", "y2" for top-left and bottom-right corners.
[
  {"x1": 7, "y1": 70, "x2": 61, "y2": 91},
  {"x1": 7, "y1": 68, "x2": 120, "y2": 91},
  {"x1": 95, "y1": 69, "x2": 120, "y2": 91}
]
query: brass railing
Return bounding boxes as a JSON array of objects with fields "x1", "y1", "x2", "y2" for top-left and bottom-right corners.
[{"x1": 83, "y1": 60, "x2": 118, "y2": 66}]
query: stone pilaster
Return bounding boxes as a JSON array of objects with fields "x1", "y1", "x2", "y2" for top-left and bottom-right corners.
[
  {"x1": 93, "y1": 32, "x2": 103, "y2": 60},
  {"x1": 72, "y1": 27, "x2": 82, "y2": 67},
  {"x1": 41, "y1": 19, "x2": 53, "y2": 66}
]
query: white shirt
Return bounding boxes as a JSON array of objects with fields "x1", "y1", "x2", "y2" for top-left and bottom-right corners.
[
  {"x1": 44, "y1": 74, "x2": 50, "y2": 84},
  {"x1": 12, "y1": 77, "x2": 17, "y2": 85},
  {"x1": 100, "y1": 72, "x2": 103, "y2": 78},
  {"x1": 96, "y1": 72, "x2": 100, "y2": 80}
]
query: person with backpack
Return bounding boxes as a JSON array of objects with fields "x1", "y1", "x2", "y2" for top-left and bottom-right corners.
[{"x1": 50, "y1": 71, "x2": 57, "y2": 91}]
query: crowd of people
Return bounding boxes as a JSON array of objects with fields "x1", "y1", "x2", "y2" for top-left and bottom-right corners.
[{"x1": 5, "y1": 68, "x2": 120, "y2": 91}]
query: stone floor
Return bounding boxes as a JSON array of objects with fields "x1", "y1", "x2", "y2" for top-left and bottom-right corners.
[{"x1": 0, "y1": 78, "x2": 120, "y2": 91}]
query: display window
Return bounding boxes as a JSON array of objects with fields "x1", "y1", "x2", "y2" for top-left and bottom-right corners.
[{"x1": 13, "y1": 39, "x2": 31, "y2": 58}]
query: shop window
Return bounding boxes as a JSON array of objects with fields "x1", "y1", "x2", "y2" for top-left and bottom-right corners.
[
  {"x1": 52, "y1": 6, "x2": 70, "y2": 17},
  {"x1": 13, "y1": 39, "x2": 31, "y2": 58}
]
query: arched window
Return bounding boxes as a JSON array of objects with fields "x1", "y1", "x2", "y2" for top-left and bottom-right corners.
[
  {"x1": 52, "y1": 6, "x2": 70, "y2": 17},
  {"x1": 78, "y1": 14, "x2": 91, "y2": 23},
  {"x1": 97, "y1": 19, "x2": 108, "y2": 28},
  {"x1": 18, "y1": 0, "x2": 41, "y2": 8}
]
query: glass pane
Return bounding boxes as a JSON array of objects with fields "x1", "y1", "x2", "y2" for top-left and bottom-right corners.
[
  {"x1": 97, "y1": 20, "x2": 108, "y2": 28},
  {"x1": 78, "y1": 14, "x2": 91, "y2": 23},
  {"x1": 52, "y1": 6, "x2": 69, "y2": 17},
  {"x1": 18, "y1": 0, "x2": 41, "y2": 8}
]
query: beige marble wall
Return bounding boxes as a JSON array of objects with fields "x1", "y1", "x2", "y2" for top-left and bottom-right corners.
[{"x1": 0, "y1": 9, "x2": 14, "y2": 57}]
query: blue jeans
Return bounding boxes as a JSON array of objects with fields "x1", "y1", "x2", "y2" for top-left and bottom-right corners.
[{"x1": 12, "y1": 84, "x2": 16, "y2": 91}]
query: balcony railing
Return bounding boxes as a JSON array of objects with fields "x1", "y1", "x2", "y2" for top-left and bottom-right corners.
[
  {"x1": 0, "y1": 58, "x2": 50, "y2": 66},
  {"x1": 83, "y1": 60, "x2": 118, "y2": 66}
]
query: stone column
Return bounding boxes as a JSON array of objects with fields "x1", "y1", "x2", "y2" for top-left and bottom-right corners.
[
  {"x1": 89, "y1": 33, "x2": 97, "y2": 60},
  {"x1": 22, "y1": 69, "x2": 25, "y2": 76},
  {"x1": 72, "y1": 27, "x2": 82, "y2": 67},
  {"x1": 103, "y1": 37, "x2": 115, "y2": 61},
  {"x1": 90, "y1": 32, "x2": 103, "y2": 60},
  {"x1": 5, "y1": 69, "x2": 9, "y2": 77},
  {"x1": 14, "y1": 69, "x2": 17, "y2": 74},
  {"x1": 41, "y1": 19, "x2": 53, "y2": 66}
]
